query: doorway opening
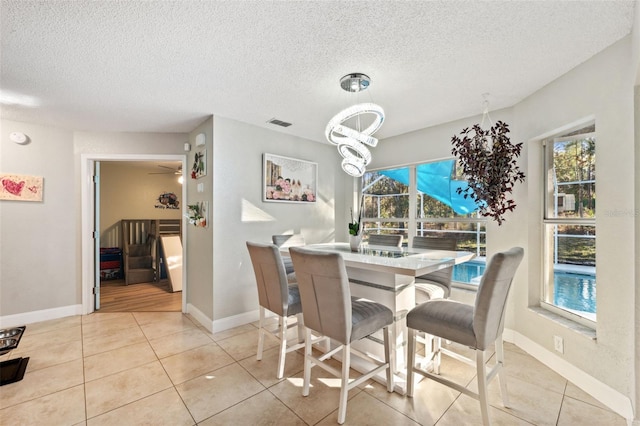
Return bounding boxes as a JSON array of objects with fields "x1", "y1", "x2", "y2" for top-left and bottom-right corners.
[{"x1": 81, "y1": 154, "x2": 187, "y2": 314}]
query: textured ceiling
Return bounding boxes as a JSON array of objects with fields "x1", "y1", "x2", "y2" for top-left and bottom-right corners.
[{"x1": 0, "y1": 1, "x2": 636, "y2": 143}]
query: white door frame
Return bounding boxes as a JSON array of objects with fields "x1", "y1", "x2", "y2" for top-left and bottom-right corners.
[{"x1": 81, "y1": 153, "x2": 188, "y2": 314}]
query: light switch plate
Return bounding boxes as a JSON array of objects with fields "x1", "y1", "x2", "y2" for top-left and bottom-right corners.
[{"x1": 197, "y1": 183, "x2": 204, "y2": 193}]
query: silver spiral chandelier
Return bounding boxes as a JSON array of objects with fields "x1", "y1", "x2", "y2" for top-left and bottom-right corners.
[{"x1": 325, "y1": 73, "x2": 385, "y2": 177}]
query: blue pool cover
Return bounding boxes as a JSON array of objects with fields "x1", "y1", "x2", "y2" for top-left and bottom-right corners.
[{"x1": 380, "y1": 160, "x2": 479, "y2": 214}]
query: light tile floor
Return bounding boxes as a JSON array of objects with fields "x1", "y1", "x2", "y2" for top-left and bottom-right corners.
[{"x1": 0, "y1": 312, "x2": 627, "y2": 425}]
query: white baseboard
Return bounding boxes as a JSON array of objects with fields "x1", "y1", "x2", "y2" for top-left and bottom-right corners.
[
  {"x1": 186, "y1": 303, "x2": 213, "y2": 333},
  {"x1": 504, "y1": 328, "x2": 634, "y2": 422},
  {"x1": 0, "y1": 304, "x2": 83, "y2": 328},
  {"x1": 211, "y1": 309, "x2": 261, "y2": 333},
  {"x1": 187, "y1": 306, "x2": 275, "y2": 334}
]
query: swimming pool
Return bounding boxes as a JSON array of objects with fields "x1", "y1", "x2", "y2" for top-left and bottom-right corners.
[
  {"x1": 553, "y1": 272, "x2": 596, "y2": 313},
  {"x1": 453, "y1": 262, "x2": 596, "y2": 314}
]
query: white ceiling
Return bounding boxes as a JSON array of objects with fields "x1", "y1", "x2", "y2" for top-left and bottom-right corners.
[{"x1": 0, "y1": 1, "x2": 636, "y2": 144}]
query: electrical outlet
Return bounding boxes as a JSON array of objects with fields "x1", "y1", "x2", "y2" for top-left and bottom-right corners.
[{"x1": 554, "y1": 335, "x2": 564, "y2": 354}]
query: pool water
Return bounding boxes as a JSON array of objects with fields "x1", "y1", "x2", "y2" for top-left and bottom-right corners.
[
  {"x1": 453, "y1": 261, "x2": 486, "y2": 284},
  {"x1": 553, "y1": 272, "x2": 596, "y2": 313},
  {"x1": 453, "y1": 262, "x2": 596, "y2": 314}
]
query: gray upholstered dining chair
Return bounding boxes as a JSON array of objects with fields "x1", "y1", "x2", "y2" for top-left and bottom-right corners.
[
  {"x1": 367, "y1": 233, "x2": 403, "y2": 247},
  {"x1": 246, "y1": 241, "x2": 305, "y2": 379},
  {"x1": 412, "y1": 236, "x2": 457, "y2": 303},
  {"x1": 289, "y1": 246, "x2": 394, "y2": 424},
  {"x1": 406, "y1": 247, "x2": 524, "y2": 426},
  {"x1": 272, "y1": 234, "x2": 305, "y2": 282}
]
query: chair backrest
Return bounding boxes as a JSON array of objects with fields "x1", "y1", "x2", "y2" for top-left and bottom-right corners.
[
  {"x1": 412, "y1": 236, "x2": 457, "y2": 291},
  {"x1": 412, "y1": 236, "x2": 456, "y2": 251},
  {"x1": 473, "y1": 247, "x2": 524, "y2": 350},
  {"x1": 246, "y1": 241, "x2": 291, "y2": 317},
  {"x1": 289, "y1": 247, "x2": 352, "y2": 344},
  {"x1": 368, "y1": 234, "x2": 403, "y2": 247},
  {"x1": 272, "y1": 234, "x2": 305, "y2": 248}
]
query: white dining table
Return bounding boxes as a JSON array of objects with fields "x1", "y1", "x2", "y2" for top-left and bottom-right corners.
[{"x1": 281, "y1": 242, "x2": 475, "y2": 393}]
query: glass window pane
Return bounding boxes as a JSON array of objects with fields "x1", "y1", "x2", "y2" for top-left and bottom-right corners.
[
  {"x1": 415, "y1": 160, "x2": 478, "y2": 218},
  {"x1": 547, "y1": 136, "x2": 596, "y2": 219},
  {"x1": 543, "y1": 224, "x2": 596, "y2": 319},
  {"x1": 363, "y1": 221, "x2": 408, "y2": 234},
  {"x1": 362, "y1": 168, "x2": 409, "y2": 219}
]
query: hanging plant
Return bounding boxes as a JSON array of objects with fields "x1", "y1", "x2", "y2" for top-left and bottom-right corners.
[{"x1": 451, "y1": 120, "x2": 525, "y2": 225}]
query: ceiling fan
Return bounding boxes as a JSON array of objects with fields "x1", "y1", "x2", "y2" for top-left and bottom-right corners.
[{"x1": 149, "y1": 164, "x2": 182, "y2": 175}]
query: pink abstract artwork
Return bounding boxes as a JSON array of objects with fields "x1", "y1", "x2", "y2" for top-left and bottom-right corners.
[{"x1": 0, "y1": 174, "x2": 44, "y2": 201}]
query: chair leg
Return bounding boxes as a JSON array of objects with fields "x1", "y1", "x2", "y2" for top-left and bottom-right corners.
[
  {"x1": 418, "y1": 332, "x2": 433, "y2": 370},
  {"x1": 383, "y1": 326, "x2": 393, "y2": 392},
  {"x1": 495, "y1": 335, "x2": 510, "y2": 408},
  {"x1": 389, "y1": 324, "x2": 397, "y2": 375},
  {"x1": 257, "y1": 306, "x2": 265, "y2": 361},
  {"x1": 302, "y1": 328, "x2": 313, "y2": 397},
  {"x1": 433, "y1": 335, "x2": 442, "y2": 375},
  {"x1": 296, "y1": 312, "x2": 305, "y2": 343},
  {"x1": 476, "y1": 349, "x2": 491, "y2": 426},
  {"x1": 406, "y1": 328, "x2": 416, "y2": 397},
  {"x1": 338, "y1": 343, "x2": 351, "y2": 425},
  {"x1": 277, "y1": 315, "x2": 287, "y2": 379}
]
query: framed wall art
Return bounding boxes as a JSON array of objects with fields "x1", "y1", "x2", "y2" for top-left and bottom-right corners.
[
  {"x1": 191, "y1": 148, "x2": 206, "y2": 179},
  {"x1": 263, "y1": 153, "x2": 317, "y2": 203},
  {"x1": 0, "y1": 173, "x2": 44, "y2": 202},
  {"x1": 187, "y1": 201, "x2": 208, "y2": 228}
]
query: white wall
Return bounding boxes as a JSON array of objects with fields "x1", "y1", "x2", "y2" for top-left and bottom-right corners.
[
  {"x1": 516, "y1": 36, "x2": 635, "y2": 401},
  {"x1": 0, "y1": 120, "x2": 76, "y2": 317},
  {"x1": 211, "y1": 116, "x2": 348, "y2": 325},
  {"x1": 634, "y1": 84, "x2": 640, "y2": 426},
  {"x1": 373, "y1": 36, "x2": 637, "y2": 418},
  {"x1": 185, "y1": 117, "x2": 214, "y2": 321},
  {"x1": 632, "y1": 3, "x2": 640, "y2": 423}
]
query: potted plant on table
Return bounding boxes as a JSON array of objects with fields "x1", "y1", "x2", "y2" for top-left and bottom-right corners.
[{"x1": 348, "y1": 196, "x2": 364, "y2": 251}]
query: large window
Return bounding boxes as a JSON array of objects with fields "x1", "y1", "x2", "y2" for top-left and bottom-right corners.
[
  {"x1": 415, "y1": 161, "x2": 486, "y2": 259},
  {"x1": 361, "y1": 167, "x2": 409, "y2": 238},
  {"x1": 362, "y1": 160, "x2": 486, "y2": 287},
  {"x1": 543, "y1": 126, "x2": 596, "y2": 324}
]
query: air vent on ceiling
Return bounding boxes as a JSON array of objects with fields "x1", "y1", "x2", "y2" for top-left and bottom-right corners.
[{"x1": 267, "y1": 118, "x2": 292, "y2": 127}]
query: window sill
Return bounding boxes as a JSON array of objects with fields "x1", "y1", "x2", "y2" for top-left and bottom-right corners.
[{"x1": 529, "y1": 306, "x2": 596, "y2": 341}]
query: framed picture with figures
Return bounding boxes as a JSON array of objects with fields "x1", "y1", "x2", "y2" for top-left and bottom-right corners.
[{"x1": 263, "y1": 153, "x2": 317, "y2": 203}]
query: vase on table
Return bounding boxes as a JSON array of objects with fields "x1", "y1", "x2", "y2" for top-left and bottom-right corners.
[{"x1": 349, "y1": 234, "x2": 362, "y2": 252}]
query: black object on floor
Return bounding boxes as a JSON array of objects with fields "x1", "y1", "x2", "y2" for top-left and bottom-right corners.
[
  {"x1": 0, "y1": 357, "x2": 30, "y2": 386},
  {"x1": 0, "y1": 326, "x2": 26, "y2": 355}
]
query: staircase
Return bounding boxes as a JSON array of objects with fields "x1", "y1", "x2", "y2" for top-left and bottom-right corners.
[
  {"x1": 125, "y1": 243, "x2": 155, "y2": 284},
  {"x1": 121, "y1": 219, "x2": 182, "y2": 285},
  {"x1": 122, "y1": 220, "x2": 155, "y2": 285}
]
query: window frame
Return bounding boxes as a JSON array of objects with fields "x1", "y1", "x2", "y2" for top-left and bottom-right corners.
[
  {"x1": 542, "y1": 130, "x2": 596, "y2": 328},
  {"x1": 362, "y1": 159, "x2": 487, "y2": 288}
]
